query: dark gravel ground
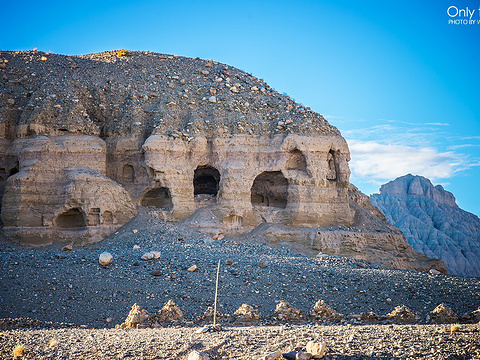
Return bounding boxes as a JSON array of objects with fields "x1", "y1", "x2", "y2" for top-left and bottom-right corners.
[{"x1": 1, "y1": 209, "x2": 479, "y2": 329}]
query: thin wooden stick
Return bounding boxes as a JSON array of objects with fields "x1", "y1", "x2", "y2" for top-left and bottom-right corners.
[{"x1": 213, "y1": 259, "x2": 221, "y2": 327}]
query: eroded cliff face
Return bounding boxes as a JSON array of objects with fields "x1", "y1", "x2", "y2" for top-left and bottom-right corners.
[
  {"x1": 371, "y1": 175, "x2": 480, "y2": 277},
  {"x1": 0, "y1": 51, "x2": 445, "y2": 272},
  {"x1": 0, "y1": 50, "x2": 352, "y2": 244}
]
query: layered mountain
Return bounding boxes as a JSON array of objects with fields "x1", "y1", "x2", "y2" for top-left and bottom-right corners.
[{"x1": 371, "y1": 174, "x2": 480, "y2": 277}]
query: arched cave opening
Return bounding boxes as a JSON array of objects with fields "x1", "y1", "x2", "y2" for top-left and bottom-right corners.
[
  {"x1": 122, "y1": 164, "x2": 135, "y2": 183},
  {"x1": 103, "y1": 211, "x2": 114, "y2": 225},
  {"x1": 56, "y1": 208, "x2": 86, "y2": 228},
  {"x1": 286, "y1": 149, "x2": 307, "y2": 172},
  {"x1": 251, "y1": 171, "x2": 288, "y2": 208},
  {"x1": 140, "y1": 187, "x2": 173, "y2": 210},
  {"x1": 194, "y1": 166, "x2": 220, "y2": 197}
]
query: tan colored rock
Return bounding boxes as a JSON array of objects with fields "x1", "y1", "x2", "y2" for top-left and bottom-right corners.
[
  {"x1": 98, "y1": 252, "x2": 113, "y2": 266},
  {"x1": 116, "y1": 303, "x2": 149, "y2": 329},
  {"x1": 311, "y1": 300, "x2": 343, "y2": 321},
  {"x1": 188, "y1": 264, "x2": 198, "y2": 272},
  {"x1": 383, "y1": 305, "x2": 419, "y2": 324},
  {"x1": 428, "y1": 304, "x2": 459, "y2": 324},
  {"x1": 157, "y1": 300, "x2": 183, "y2": 323},
  {"x1": 234, "y1": 303, "x2": 260, "y2": 324},
  {"x1": 199, "y1": 306, "x2": 228, "y2": 324},
  {"x1": 141, "y1": 251, "x2": 161, "y2": 260},
  {"x1": 306, "y1": 341, "x2": 326, "y2": 359},
  {"x1": 273, "y1": 300, "x2": 303, "y2": 322},
  {"x1": 188, "y1": 350, "x2": 209, "y2": 360}
]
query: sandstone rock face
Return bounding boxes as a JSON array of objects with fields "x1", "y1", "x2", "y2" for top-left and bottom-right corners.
[
  {"x1": 371, "y1": 174, "x2": 480, "y2": 277},
  {"x1": 0, "y1": 50, "x2": 353, "y2": 244},
  {"x1": 1, "y1": 136, "x2": 136, "y2": 245}
]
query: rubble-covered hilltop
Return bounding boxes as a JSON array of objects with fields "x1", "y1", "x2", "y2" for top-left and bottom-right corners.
[
  {"x1": 0, "y1": 51, "x2": 443, "y2": 272},
  {"x1": 371, "y1": 174, "x2": 480, "y2": 277}
]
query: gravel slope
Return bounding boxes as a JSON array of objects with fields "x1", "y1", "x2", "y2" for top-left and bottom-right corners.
[{"x1": 1, "y1": 209, "x2": 479, "y2": 329}]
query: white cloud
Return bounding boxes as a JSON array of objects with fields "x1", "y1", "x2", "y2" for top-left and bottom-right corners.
[{"x1": 347, "y1": 139, "x2": 462, "y2": 182}]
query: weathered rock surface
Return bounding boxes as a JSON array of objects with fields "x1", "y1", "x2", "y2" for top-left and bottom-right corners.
[
  {"x1": 310, "y1": 299, "x2": 343, "y2": 321},
  {"x1": 272, "y1": 300, "x2": 303, "y2": 322},
  {"x1": 116, "y1": 303, "x2": 149, "y2": 329},
  {"x1": 428, "y1": 303, "x2": 459, "y2": 324},
  {"x1": 0, "y1": 50, "x2": 352, "y2": 243},
  {"x1": 234, "y1": 303, "x2": 260, "y2": 324},
  {"x1": 0, "y1": 51, "x2": 444, "y2": 274},
  {"x1": 371, "y1": 174, "x2": 480, "y2": 277}
]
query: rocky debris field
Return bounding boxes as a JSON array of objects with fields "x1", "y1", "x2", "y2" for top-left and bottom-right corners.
[
  {"x1": 0, "y1": 50, "x2": 337, "y2": 138},
  {"x1": 1, "y1": 323, "x2": 479, "y2": 359},
  {"x1": 1, "y1": 208, "x2": 479, "y2": 330}
]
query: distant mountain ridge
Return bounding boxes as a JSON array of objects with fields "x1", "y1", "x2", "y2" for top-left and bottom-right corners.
[{"x1": 371, "y1": 174, "x2": 480, "y2": 277}]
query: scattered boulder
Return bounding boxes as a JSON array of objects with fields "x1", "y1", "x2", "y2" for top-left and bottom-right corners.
[
  {"x1": 311, "y1": 300, "x2": 343, "y2": 321},
  {"x1": 273, "y1": 300, "x2": 303, "y2": 322},
  {"x1": 296, "y1": 352, "x2": 312, "y2": 360},
  {"x1": 461, "y1": 307, "x2": 480, "y2": 323},
  {"x1": 116, "y1": 303, "x2": 149, "y2": 329},
  {"x1": 382, "y1": 305, "x2": 419, "y2": 324},
  {"x1": 306, "y1": 341, "x2": 326, "y2": 359},
  {"x1": 188, "y1": 264, "x2": 198, "y2": 272},
  {"x1": 359, "y1": 311, "x2": 379, "y2": 323},
  {"x1": 282, "y1": 351, "x2": 298, "y2": 360},
  {"x1": 428, "y1": 304, "x2": 459, "y2": 324},
  {"x1": 258, "y1": 260, "x2": 268, "y2": 268},
  {"x1": 150, "y1": 270, "x2": 162, "y2": 276},
  {"x1": 199, "y1": 306, "x2": 228, "y2": 324},
  {"x1": 157, "y1": 300, "x2": 183, "y2": 323},
  {"x1": 188, "y1": 350, "x2": 210, "y2": 360},
  {"x1": 225, "y1": 259, "x2": 234, "y2": 265},
  {"x1": 98, "y1": 252, "x2": 113, "y2": 266},
  {"x1": 141, "y1": 251, "x2": 160, "y2": 260},
  {"x1": 234, "y1": 303, "x2": 260, "y2": 324},
  {"x1": 62, "y1": 244, "x2": 73, "y2": 251}
]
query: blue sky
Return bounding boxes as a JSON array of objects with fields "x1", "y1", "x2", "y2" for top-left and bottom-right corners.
[{"x1": 3, "y1": 0, "x2": 480, "y2": 215}]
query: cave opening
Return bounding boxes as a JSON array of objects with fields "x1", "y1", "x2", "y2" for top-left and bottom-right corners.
[{"x1": 251, "y1": 171, "x2": 288, "y2": 208}]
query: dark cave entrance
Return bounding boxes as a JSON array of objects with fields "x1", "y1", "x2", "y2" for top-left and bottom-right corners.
[
  {"x1": 251, "y1": 171, "x2": 288, "y2": 208},
  {"x1": 140, "y1": 187, "x2": 173, "y2": 210},
  {"x1": 193, "y1": 166, "x2": 220, "y2": 197},
  {"x1": 56, "y1": 208, "x2": 86, "y2": 228}
]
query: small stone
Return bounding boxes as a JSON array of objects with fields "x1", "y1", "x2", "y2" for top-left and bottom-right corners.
[
  {"x1": 201, "y1": 70, "x2": 209, "y2": 75},
  {"x1": 157, "y1": 300, "x2": 183, "y2": 323},
  {"x1": 282, "y1": 351, "x2": 298, "y2": 360},
  {"x1": 208, "y1": 96, "x2": 217, "y2": 103},
  {"x1": 116, "y1": 304, "x2": 149, "y2": 329},
  {"x1": 188, "y1": 264, "x2": 198, "y2": 272},
  {"x1": 133, "y1": 244, "x2": 140, "y2": 249},
  {"x1": 429, "y1": 268, "x2": 441, "y2": 275},
  {"x1": 53, "y1": 104, "x2": 62, "y2": 109},
  {"x1": 99, "y1": 252, "x2": 113, "y2": 266},
  {"x1": 150, "y1": 270, "x2": 162, "y2": 276},
  {"x1": 296, "y1": 352, "x2": 312, "y2": 360},
  {"x1": 428, "y1": 303, "x2": 459, "y2": 324},
  {"x1": 230, "y1": 86, "x2": 239, "y2": 93},
  {"x1": 132, "y1": 229, "x2": 138, "y2": 234},
  {"x1": 258, "y1": 260, "x2": 267, "y2": 268},
  {"x1": 209, "y1": 88, "x2": 216, "y2": 95},
  {"x1": 273, "y1": 300, "x2": 303, "y2": 322},
  {"x1": 205, "y1": 60, "x2": 213, "y2": 68},
  {"x1": 261, "y1": 350, "x2": 281, "y2": 360},
  {"x1": 151, "y1": 251, "x2": 161, "y2": 259},
  {"x1": 40, "y1": 56, "x2": 48, "y2": 61},
  {"x1": 141, "y1": 252, "x2": 154, "y2": 260},
  {"x1": 188, "y1": 350, "x2": 209, "y2": 360},
  {"x1": 383, "y1": 305, "x2": 419, "y2": 324},
  {"x1": 311, "y1": 299, "x2": 343, "y2": 321},
  {"x1": 234, "y1": 303, "x2": 260, "y2": 324},
  {"x1": 306, "y1": 341, "x2": 326, "y2": 359},
  {"x1": 106, "y1": 317, "x2": 115, "y2": 323},
  {"x1": 7, "y1": 99, "x2": 15, "y2": 105},
  {"x1": 225, "y1": 259, "x2": 234, "y2": 265},
  {"x1": 251, "y1": 86, "x2": 259, "y2": 91},
  {"x1": 62, "y1": 244, "x2": 73, "y2": 251}
]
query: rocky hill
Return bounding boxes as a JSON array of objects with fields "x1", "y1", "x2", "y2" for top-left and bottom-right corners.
[
  {"x1": 0, "y1": 50, "x2": 444, "y2": 273},
  {"x1": 371, "y1": 174, "x2": 480, "y2": 277}
]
